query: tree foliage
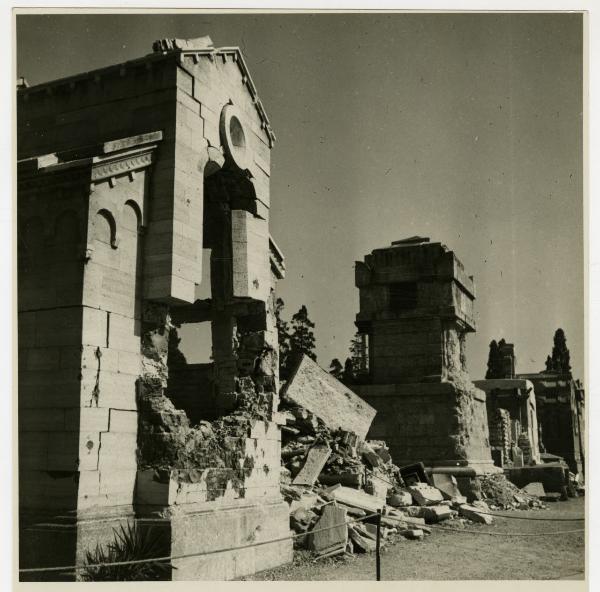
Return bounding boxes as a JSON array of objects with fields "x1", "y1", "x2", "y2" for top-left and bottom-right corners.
[
  {"x1": 485, "y1": 339, "x2": 503, "y2": 379},
  {"x1": 545, "y1": 328, "x2": 571, "y2": 374},
  {"x1": 275, "y1": 300, "x2": 317, "y2": 381},
  {"x1": 329, "y1": 358, "x2": 344, "y2": 381},
  {"x1": 290, "y1": 305, "x2": 317, "y2": 362}
]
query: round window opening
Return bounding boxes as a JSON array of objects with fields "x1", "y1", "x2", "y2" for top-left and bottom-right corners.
[{"x1": 229, "y1": 116, "x2": 246, "y2": 149}]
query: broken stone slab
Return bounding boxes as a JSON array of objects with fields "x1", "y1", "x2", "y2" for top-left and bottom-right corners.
[
  {"x1": 381, "y1": 516, "x2": 407, "y2": 529},
  {"x1": 319, "y1": 471, "x2": 364, "y2": 488},
  {"x1": 431, "y1": 472, "x2": 466, "y2": 504},
  {"x1": 408, "y1": 483, "x2": 444, "y2": 506},
  {"x1": 383, "y1": 511, "x2": 426, "y2": 527},
  {"x1": 326, "y1": 485, "x2": 385, "y2": 514},
  {"x1": 337, "y1": 503, "x2": 367, "y2": 518},
  {"x1": 292, "y1": 443, "x2": 331, "y2": 486},
  {"x1": 458, "y1": 504, "x2": 494, "y2": 524},
  {"x1": 352, "y1": 523, "x2": 377, "y2": 541},
  {"x1": 522, "y1": 482, "x2": 546, "y2": 497},
  {"x1": 348, "y1": 525, "x2": 376, "y2": 553},
  {"x1": 281, "y1": 354, "x2": 376, "y2": 439},
  {"x1": 307, "y1": 503, "x2": 348, "y2": 556}
]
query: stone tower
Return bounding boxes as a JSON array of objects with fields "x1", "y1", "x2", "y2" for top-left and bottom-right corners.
[{"x1": 352, "y1": 237, "x2": 496, "y2": 473}]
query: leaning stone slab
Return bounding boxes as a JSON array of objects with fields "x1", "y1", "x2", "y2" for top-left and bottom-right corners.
[
  {"x1": 408, "y1": 483, "x2": 444, "y2": 506},
  {"x1": 431, "y1": 473, "x2": 466, "y2": 503},
  {"x1": 281, "y1": 354, "x2": 377, "y2": 439},
  {"x1": 328, "y1": 485, "x2": 385, "y2": 513},
  {"x1": 308, "y1": 503, "x2": 348, "y2": 555},
  {"x1": 292, "y1": 442, "x2": 331, "y2": 486},
  {"x1": 458, "y1": 504, "x2": 494, "y2": 524}
]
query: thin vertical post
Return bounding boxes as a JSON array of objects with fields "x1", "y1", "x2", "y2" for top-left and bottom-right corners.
[{"x1": 375, "y1": 509, "x2": 382, "y2": 581}]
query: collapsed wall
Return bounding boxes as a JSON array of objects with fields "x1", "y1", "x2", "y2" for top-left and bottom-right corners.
[
  {"x1": 18, "y1": 36, "x2": 291, "y2": 581},
  {"x1": 351, "y1": 237, "x2": 496, "y2": 474}
]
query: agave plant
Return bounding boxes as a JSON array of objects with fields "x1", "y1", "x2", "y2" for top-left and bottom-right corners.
[{"x1": 82, "y1": 521, "x2": 171, "y2": 581}]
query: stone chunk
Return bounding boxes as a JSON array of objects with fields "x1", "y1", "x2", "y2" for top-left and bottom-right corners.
[
  {"x1": 408, "y1": 483, "x2": 444, "y2": 506},
  {"x1": 400, "y1": 529, "x2": 424, "y2": 540},
  {"x1": 418, "y1": 505, "x2": 453, "y2": 523},
  {"x1": 458, "y1": 504, "x2": 494, "y2": 524},
  {"x1": 522, "y1": 482, "x2": 546, "y2": 497},
  {"x1": 387, "y1": 490, "x2": 413, "y2": 507},
  {"x1": 281, "y1": 354, "x2": 376, "y2": 439},
  {"x1": 292, "y1": 442, "x2": 331, "y2": 486},
  {"x1": 308, "y1": 503, "x2": 348, "y2": 556}
]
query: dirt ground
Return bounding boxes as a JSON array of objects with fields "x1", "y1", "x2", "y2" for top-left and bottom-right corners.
[{"x1": 243, "y1": 496, "x2": 585, "y2": 581}]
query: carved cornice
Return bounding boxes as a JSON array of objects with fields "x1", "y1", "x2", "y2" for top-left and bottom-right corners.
[{"x1": 91, "y1": 150, "x2": 154, "y2": 182}]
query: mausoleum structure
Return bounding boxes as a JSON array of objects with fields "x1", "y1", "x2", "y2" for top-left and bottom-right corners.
[
  {"x1": 17, "y1": 37, "x2": 292, "y2": 580},
  {"x1": 473, "y1": 378, "x2": 541, "y2": 468},
  {"x1": 351, "y1": 237, "x2": 496, "y2": 475}
]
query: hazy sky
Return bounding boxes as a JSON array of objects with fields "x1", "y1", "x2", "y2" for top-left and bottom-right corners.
[{"x1": 16, "y1": 12, "x2": 584, "y2": 380}]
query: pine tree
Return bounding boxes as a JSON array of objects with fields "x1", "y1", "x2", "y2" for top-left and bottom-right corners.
[
  {"x1": 274, "y1": 297, "x2": 291, "y2": 378},
  {"x1": 289, "y1": 305, "x2": 317, "y2": 362},
  {"x1": 550, "y1": 328, "x2": 571, "y2": 374},
  {"x1": 342, "y1": 357, "x2": 355, "y2": 385},
  {"x1": 329, "y1": 358, "x2": 344, "y2": 381},
  {"x1": 485, "y1": 339, "x2": 503, "y2": 379}
]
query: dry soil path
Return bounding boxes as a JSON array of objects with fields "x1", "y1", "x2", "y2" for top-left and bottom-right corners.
[{"x1": 243, "y1": 496, "x2": 585, "y2": 581}]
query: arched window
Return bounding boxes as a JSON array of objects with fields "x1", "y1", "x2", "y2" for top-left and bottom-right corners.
[{"x1": 94, "y1": 209, "x2": 118, "y2": 248}]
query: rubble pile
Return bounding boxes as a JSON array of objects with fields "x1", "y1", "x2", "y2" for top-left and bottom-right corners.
[
  {"x1": 279, "y1": 402, "x2": 400, "y2": 492},
  {"x1": 280, "y1": 475, "x2": 515, "y2": 559},
  {"x1": 475, "y1": 473, "x2": 546, "y2": 510}
]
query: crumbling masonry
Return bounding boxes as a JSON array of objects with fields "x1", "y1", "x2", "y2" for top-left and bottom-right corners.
[{"x1": 18, "y1": 37, "x2": 292, "y2": 580}]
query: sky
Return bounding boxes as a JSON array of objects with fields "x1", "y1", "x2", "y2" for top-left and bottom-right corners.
[{"x1": 15, "y1": 11, "x2": 584, "y2": 380}]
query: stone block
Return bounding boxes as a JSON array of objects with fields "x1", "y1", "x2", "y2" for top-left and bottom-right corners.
[
  {"x1": 98, "y1": 432, "x2": 138, "y2": 470},
  {"x1": 387, "y1": 491, "x2": 413, "y2": 507},
  {"x1": 108, "y1": 409, "x2": 138, "y2": 433},
  {"x1": 408, "y1": 483, "x2": 444, "y2": 506},
  {"x1": 522, "y1": 482, "x2": 546, "y2": 497}
]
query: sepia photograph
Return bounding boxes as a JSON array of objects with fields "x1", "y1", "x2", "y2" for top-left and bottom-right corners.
[{"x1": 12, "y1": 5, "x2": 588, "y2": 585}]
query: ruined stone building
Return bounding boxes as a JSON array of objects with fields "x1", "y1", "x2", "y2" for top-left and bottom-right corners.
[
  {"x1": 516, "y1": 371, "x2": 585, "y2": 475},
  {"x1": 474, "y1": 342, "x2": 541, "y2": 468},
  {"x1": 478, "y1": 333, "x2": 584, "y2": 476},
  {"x1": 351, "y1": 237, "x2": 496, "y2": 475},
  {"x1": 17, "y1": 37, "x2": 292, "y2": 580}
]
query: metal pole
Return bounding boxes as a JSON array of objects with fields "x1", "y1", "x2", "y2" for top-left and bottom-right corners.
[{"x1": 376, "y1": 509, "x2": 382, "y2": 581}]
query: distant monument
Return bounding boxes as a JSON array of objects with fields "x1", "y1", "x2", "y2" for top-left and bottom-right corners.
[{"x1": 351, "y1": 237, "x2": 496, "y2": 474}]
